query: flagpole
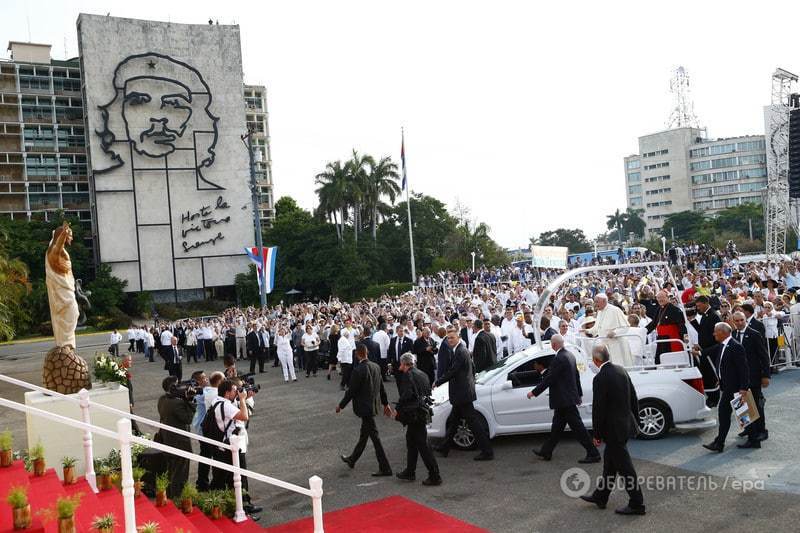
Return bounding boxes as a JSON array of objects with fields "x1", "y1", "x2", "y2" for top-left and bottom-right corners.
[{"x1": 402, "y1": 128, "x2": 417, "y2": 285}]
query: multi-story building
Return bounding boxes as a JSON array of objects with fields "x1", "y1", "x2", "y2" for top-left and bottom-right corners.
[
  {"x1": 624, "y1": 127, "x2": 767, "y2": 235},
  {"x1": 0, "y1": 42, "x2": 90, "y2": 226},
  {"x1": 244, "y1": 84, "x2": 275, "y2": 227},
  {"x1": 1, "y1": 41, "x2": 275, "y2": 265}
]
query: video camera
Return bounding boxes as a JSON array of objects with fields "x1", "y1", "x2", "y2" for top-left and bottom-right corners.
[
  {"x1": 169, "y1": 379, "x2": 202, "y2": 400},
  {"x1": 238, "y1": 373, "x2": 261, "y2": 394}
]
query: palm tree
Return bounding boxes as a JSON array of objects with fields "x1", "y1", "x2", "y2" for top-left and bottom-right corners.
[
  {"x1": 314, "y1": 160, "x2": 349, "y2": 242},
  {"x1": 345, "y1": 150, "x2": 372, "y2": 244},
  {"x1": 364, "y1": 156, "x2": 400, "y2": 241},
  {"x1": 624, "y1": 208, "x2": 646, "y2": 239},
  {"x1": 606, "y1": 209, "x2": 628, "y2": 245}
]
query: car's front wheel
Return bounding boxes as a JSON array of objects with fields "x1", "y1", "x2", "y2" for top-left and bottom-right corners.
[
  {"x1": 449, "y1": 417, "x2": 479, "y2": 450},
  {"x1": 637, "y1": 400, "x2": 671, "y2": 440}
]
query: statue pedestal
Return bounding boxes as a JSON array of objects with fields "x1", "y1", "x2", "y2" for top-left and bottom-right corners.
[{"x1": 24, "y1": 383, "x2": 130, "y2": 479}]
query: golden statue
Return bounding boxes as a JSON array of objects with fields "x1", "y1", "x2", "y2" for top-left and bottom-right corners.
[{"x1": 42, "y1": 222, "x2": 90, "y2": 394}]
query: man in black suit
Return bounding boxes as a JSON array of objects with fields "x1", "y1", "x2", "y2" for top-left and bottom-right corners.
[
  {"x1": 580, "y1": 345, "x2": 645, "y2": 515},
  {"x1": 256, "y1": 325, "x2": 270, "y2": 373},
  {"x1": 246, "y1": 324, "x2": 260, "y2": 374},
  {"x1": 433, "y1": 328, "x2": 494, "y2": 461},
  {"x1": 732, "y1": 312, "x2": 770, "y2": 448},
  {"x1": 361, "y1": 326, "x2": 382, "y2": 367},
  {"x1": 697, "y1": 322, "x2": 750, "y2": 453},
  {"x1": 166, "y1": 336, "x2": 183, "y2": 381},
  {"x1": 690, "y1": 295, "x2": 722, "y2": 407},
  {"x1": 337, "y1": 344, "x2": 393, "y2": 476},
  {"x1": 471, "y1": 320, "x2": 496, "y2": 373},
  {"x1": 528, "y1": 335, "x2": 600, "y2": 463},
  {"x1": 741, "y1": 303, "x2": 766, "y2": 338},
  {"x1": 388, "y1": 326, "x2": 413, "y2": 374},
  {"x1": 413, "y1": 328, "x2": 437, "y2": 384}
]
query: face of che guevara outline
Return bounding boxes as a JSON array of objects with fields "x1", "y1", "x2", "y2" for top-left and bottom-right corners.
[{"x1": 121, "y1": 77, "x2": 193, "y2": 158}]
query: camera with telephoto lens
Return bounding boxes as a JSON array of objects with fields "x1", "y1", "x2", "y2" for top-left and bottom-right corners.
[
  {"x1": 238, "y1": 373, "x2": 261, "y2": 394},
  {"x1": 169, "y1": 379, "x2": 201, "y2": 400}
]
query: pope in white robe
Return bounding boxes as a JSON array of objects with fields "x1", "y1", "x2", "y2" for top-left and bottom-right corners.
[{"x1": 584, "y1": 294, "x2": 633, "y2": 366}]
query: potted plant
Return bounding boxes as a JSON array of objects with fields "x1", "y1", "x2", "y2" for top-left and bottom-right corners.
[
  {"x1": 0, "y1": 430, "x2": 13, "y2": 467},
  {"x1": 37, "y1": 493, "x2": 82, "y2": 533},
  {"x1": 97, "y1": 464, "x2": 113, "y2": 491},
  {"x1": 132, "y1": 467, "x2": 145, "y2": 497},
  {"x1": 61, "y1": 457, "x2": 77, "y2": 485},
  {"x1": 137, "y1": 522, "x2": 160, "y2": 533},
  {"x1": 28, "y1": 442, "x2": 45, "y2": 476},
  {"x1": 154, "y1": 473, "x2": 169, "y2": 507},
  {"x1": 178, "y1": 483, "x2": 198, "y2": 514},
  {"x1": 6, "y1": 485, "x2": 31, "y2": 530},
  {"x1": 201, "y1": 491, "x2": 224, "y2": 520},
  {"x1": 91, "y1": 513, "x2": 116, "y2": 533}
]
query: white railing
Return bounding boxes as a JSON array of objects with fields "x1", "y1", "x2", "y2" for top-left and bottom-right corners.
[{"x1": 0, "y1": 377, "x2": 324, "y2": 533}]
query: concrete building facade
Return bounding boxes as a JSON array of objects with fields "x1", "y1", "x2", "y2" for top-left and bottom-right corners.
[
  {"x1": 624, "y1": 127, "x2": 766, "y2": 235},
  {"x1": 0, "y1": 42, "x2": 89, "y2": 226},
  {"x1": 244, "y1": 84, "x2": 275, "y2": 226}
]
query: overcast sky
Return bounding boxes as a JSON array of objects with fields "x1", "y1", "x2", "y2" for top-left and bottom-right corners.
[{"x1": 2, "y1": 1, "x2": 796, "y2": 248}]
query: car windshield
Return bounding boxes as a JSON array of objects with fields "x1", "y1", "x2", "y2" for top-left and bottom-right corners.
[{"x1": 476, "y1": 351, "x2": 529, "y2": 384}]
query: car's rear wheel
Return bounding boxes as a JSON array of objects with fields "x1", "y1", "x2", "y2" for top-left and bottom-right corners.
[
  {"x1": 450, "y1": 417, "x2": 479, "y2": 450},
  {"x1": 637, "y1": 400, "x2": 671, "y2": 440}
]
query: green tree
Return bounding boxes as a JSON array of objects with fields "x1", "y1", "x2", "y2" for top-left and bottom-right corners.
[
  {"x1": 531, "y1": 229, "x2": 592, "y2": 253},
  {"x1": 661, "y1": 210, "x2": 706, "y2": 241},
  {"x1": 606, "y1": 209, "x2": 628, "y2": 244},
  {"x1": 709, "y1": 202, "x2": 763, "y2": 240},
  {"x1": 234, "y1": 265, "x2": 260, "y2": 307},
  {"x1": 0, "y1": 229, "x2": 30, "y2": 341},
  {"x1": 622, "y1": 208, "x2": 646, "y2": 238},
  {"x1": 314, "y1": 161, "x2": 349, "y2": 242},
  {"x1": 85, "y1": 263, "x2": 127, "y2": 316},
  {"x1": 363, "y1": 155, "x2": 400, "y2": 242}
]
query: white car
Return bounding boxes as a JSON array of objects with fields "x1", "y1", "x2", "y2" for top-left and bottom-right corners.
[{"x1": 427, "y1": 340, "x2": 716, "y2": 449}]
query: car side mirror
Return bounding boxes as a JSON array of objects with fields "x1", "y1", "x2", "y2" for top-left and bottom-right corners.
[{"x1": 501, "y1": 381, "x2": 513, "y2": 390}]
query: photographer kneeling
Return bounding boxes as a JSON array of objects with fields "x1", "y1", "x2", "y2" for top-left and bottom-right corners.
[
  {"x1": 157, "y1": 376, "x2": 196, "y2": 498},
  {"x1": 393, "y1": 353, "x2": 442, "y2": 486}
]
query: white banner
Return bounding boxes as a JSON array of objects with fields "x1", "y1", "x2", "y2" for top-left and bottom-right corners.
[{"x1": 530, "y1": 245, "x2": 568, "y2": 269}]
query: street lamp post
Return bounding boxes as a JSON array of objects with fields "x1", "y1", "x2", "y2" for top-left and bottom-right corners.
[
  {"x1": 242, "y1": 130, "x2": 267, "y2": 309},
  {"x1": 471, "y1": 251, "x2": 476, "y2": 272},
  {"x1": 660, "y1": 236, "x2": 666, "y2": 255}
]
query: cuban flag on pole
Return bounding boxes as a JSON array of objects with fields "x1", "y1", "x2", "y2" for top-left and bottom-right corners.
[
  {"x1": 401, "y1": 129, "x2": 407, "y2": 191},
  {"x1": 244, "y1": 246, "x2": 278, "y2": 294}
]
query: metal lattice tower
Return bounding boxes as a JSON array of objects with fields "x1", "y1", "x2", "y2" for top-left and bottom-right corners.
[
  {"x1": 764, "y1": 68, "x2": 798, "y2": 258},
  {"x1": 666, "y1": 66, "x2": 701, "y2": 129}
]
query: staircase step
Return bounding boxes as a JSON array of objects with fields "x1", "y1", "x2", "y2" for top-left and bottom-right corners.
[
  {"x1": 183, "y1": 506, "x2": 225, "y2": 533},
  {"x1": 156, "y1": 500, "x2": 207, "y2": 533},
  {"x1": 215, "y1": 516, "x2": 264, "y2": 532},
  {"x1": 0, "y1": 462, "x2": 46, "y2": 533},
  {"x1": 26, "y1": 470, "x2": 69, "y2": 533}
]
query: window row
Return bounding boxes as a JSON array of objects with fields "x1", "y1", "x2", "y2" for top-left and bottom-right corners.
[
  {"x1": 689, "y1": 139, "x2": 765, "y2": 158},
  {"x1": 627, "y1": 172, "x2": 641, "y2": 183},
  {"x1": 693, "y1": 196, "x2": 763, "y2": 211},
  {"x1": 644, "y1": 174, "x2": 670, "y2": 183},
  {"x1": 629, "y1": 196, "x2": 642, "y2": 207},
  {"x1": 642, "y1": 149, "x2": 668, "y2": 158},
  {"x1": 689, "y1": 153, "x2": 765, "y2": 171},
  {"x1": 644, "y1": 161, "x2": 669, "y2": 170},
  {"x1": 692, "y1": 180, "x2": 766, "y2": 198},
  {"x1": 628, "y1": 184, "x2": 641, "y2": 195},
  {"x1": 646, "y1": 200, "x2": 672, "y2": 208},
  {"x1": 691, "y1": 167, "x2": 767, "y2": 185},
  {"x1": 646, "y1": 187, "x2": 671, "y2": 195}
]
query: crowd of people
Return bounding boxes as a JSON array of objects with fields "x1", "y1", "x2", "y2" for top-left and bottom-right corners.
[{"x1": 107, "y1": 242, "x2": 799, "y2": 512}]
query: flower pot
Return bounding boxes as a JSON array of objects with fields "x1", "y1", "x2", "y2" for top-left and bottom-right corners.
[
  {"x1": 98, "y1": 528, "x2": 113, "y2": 533},
  {"x1": 99, "y1": 474, "x2": 113, "y2": 491},
  {"x1": 58, "y1": 516, "x2": 75, "y2": 533},
  {"x1": 210, "y1": 506, "x2": 222, "y2": 520},
  {"x1": 12, "y1": 504, "x2": 31, "y2": 530},
  {"x1": 180, "y1": 498, "x2": 193, "y2": 514},
  {"x1": 33, "y1": 458, "x2": 45, "y2": 477},
  {"x1": 1, "y1": 449, "x2": 12, "y2": 467},
  {"x1": 134, "y1": 480, "x2": 143, "y2": 498},
  {"x1": 63, "y1": 466, "x2": 75, "y2": 485},
  {"x1": 155, "y1": 491, "x2": 167, "y2": 507}
]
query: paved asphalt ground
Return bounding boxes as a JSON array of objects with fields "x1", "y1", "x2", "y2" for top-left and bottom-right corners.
[{"x1": 2, "y1": 333, "x2": 800, "y2": 532}]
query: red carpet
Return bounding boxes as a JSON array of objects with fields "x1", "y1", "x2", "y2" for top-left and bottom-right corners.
[
  {"x1": 263, "y1": 495, "x2": 488, "y2": 533},
  {"x1": 0, "y1": 461, "x2": 261, "y2": 532}
]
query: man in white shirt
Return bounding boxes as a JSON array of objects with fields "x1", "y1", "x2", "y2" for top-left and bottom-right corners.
[
  {"x1": 109, "y1": 330, "x2": 122, "y2": 356},
  {"x1": 500, "y1": 308, "x2": 516, "y2": 357},
  {"x1": 126, "y1": 327, "x2": 136, "y2": 352},
  {"x1": 372, "y1": 323, "x2": 391, "y2": 373},
  {"x1": 160, "y1": 327, "x2": 173, "y2": 362},
  {"x1": 209, "y1": 379, "x2": 249, "y2": 490},
  {"x1": 235, "y1": 319, "x2": 247, "y2": 360}
]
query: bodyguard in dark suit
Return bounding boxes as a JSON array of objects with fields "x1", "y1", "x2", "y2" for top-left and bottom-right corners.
[
  {"x1": 361, "y1": 327, "x2": 382, "y2": 365},
  {"x1": 413, "y1": 329, "x2": 437, "y2": 384},
  {"x1": 471, "y1": 320, "x2": 496, "y2": 373},
  {"x1": 528, "y1": 335, "x2": 599, "y2": 463},
  {"x1": 337, "y1": 345, "x2": 392, "y2": 476},
  {"x1": 580, "y1": 345, "x2": 645, "y2": 515},
  {"x1": 732, "y1": 312, "x2": 770, "y2": 448},
  {"x1": 690, "y1": 295, "x2": 722, "y2": 407},
  {"x1": 166, "y1": 337, "x2": 183, "y2": 381},
  {"x1": 388, "y1": 327, "x2": 414, "y2": 371},
  {"x1": 741, "y1": 304, "x2": 766, "y2": 338},
  {"x1": 393, "y1": 353, "x2": 441, "y2": 486},
  {"x1": 246, "y1": 326, "x2": 260, "y2": 374},
  {"x1": 433, "y1": 329, "x2": 494, "y2": 460},
  {"x1": 698, "y1": 323, "x2": 750, "y2": 453}
]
